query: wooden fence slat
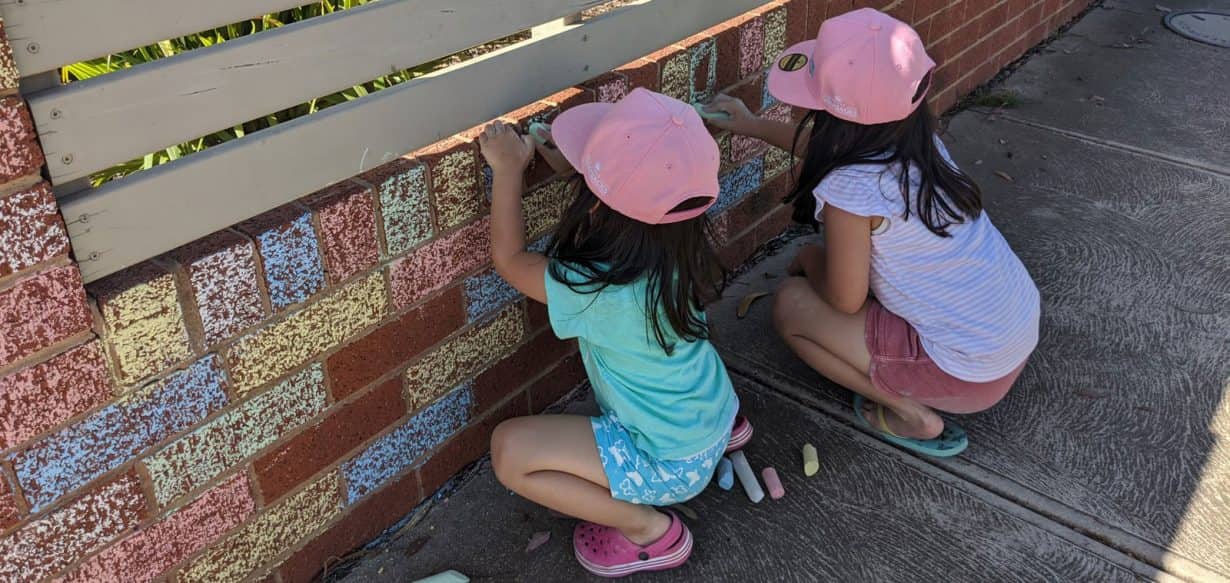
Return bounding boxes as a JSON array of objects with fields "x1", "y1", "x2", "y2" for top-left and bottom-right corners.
[
  {"x1": 62, "y1": 0, "x2": 771, "y2": 282},
  {"x1": 0, "y1": 0, "x2": 310, "y2": 76},
  {"x1": 28, "y1": 0, "x2": 606, "y2": 185}
]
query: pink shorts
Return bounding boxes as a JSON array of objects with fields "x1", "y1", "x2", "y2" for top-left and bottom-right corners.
[{"x1": 865, "y1": 301, "x2": 1026, "y2": 414}]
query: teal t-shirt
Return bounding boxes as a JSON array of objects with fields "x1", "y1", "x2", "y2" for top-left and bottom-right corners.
[{"x1": 543, "y1": 262, "x2": 738, "y2": 460}]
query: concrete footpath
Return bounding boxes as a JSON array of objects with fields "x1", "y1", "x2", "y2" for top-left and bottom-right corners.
[{"x1": 335, "y1": 0, "x2": 1230, "y2": 580}]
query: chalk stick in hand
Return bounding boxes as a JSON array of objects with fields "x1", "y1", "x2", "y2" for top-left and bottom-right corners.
[
  {"x1": 693, "y1": 103, "x2": 732, "y2": 121},
  {"x1": 729, "y1": 451, "x2": 764, "y2": 503}
]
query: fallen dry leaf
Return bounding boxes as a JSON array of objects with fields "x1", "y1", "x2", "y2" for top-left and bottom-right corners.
[
  {"x1": 737, "y1": 292, "x2": 770, "y2": 319},
  {"x1": 995, "y1": 171, "x2": 1015, "y2": 183},
  {"x1": 526, "y1": 531, "x2": 551, "y2": 553}
]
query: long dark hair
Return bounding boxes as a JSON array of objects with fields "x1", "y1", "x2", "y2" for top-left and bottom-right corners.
[
  {"x1": 785, "y1": 80, "x2": 983, "y2": 237},
  {"x1": 546, "y1": 177, "x2": 723, "y2": 354}
]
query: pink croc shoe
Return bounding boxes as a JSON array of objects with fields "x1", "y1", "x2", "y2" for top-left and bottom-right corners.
[
  {"x1": 725, "y1": 416, "x2": 753, "y2": 453},
  {"x1": 573, "y1": 511, "x2": 693, "y2": 578}
]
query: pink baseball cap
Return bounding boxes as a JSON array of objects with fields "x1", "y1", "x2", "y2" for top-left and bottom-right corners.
[
  {"x1": 767, "y1": 8, "x2": 936, "y2": 125},
  {"x1": 550, "y1": 87, "x2": 720, "y2": 224}
]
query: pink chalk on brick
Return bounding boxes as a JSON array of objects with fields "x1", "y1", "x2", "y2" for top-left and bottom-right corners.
[
  {"x1": 63, "y1": 473, "x2": 254, "y2": 583},
  {"x1": 0, "y1": 472, "x2": 146, "y2": 582},
  {"x1": 389, "y1": 217, "x2": 490, "y2": 310},
  {"x1": 739, "y1": 17, "x2": 766, "y2": 79},
  {"x1": 169, "y1": 230, "x2": 265, "y2": 347},
  {"x1": 0, "y1": 97, "x2": 44, "y2": 185},
  {"x1": 0, "y1": 265, "x2": 91, "y2": 369},
  {"x1": 306, "y1": 181, "x2": 379, "y2": 283},
  {"x1": 0, "y1": 471, "x2": 20, "y2": 530},
  {"x1": 595, "y1": 77, "x2": 631, "y2": 103},
  {"x1": 0, "y1": 182, "x2": 70, "y2": 278},
  {"x1": 0, "y1": 342, "x2": 112, "y2": 450}
]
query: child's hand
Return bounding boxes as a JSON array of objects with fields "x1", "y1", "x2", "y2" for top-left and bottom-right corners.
[
  {"x1": 480, "y1": 121, "x2": 534, "y2": 178},
  {"x1": 528, "y1": 123, "x2": 576, "y2": 177},
  {"x1": 700, "y1": 94, "x2": 759, "y2": 136}
]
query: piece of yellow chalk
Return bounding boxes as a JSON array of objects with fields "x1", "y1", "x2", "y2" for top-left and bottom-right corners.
[
  {"x1": 729, "y1": 451, "x2": 764, "y2": 503},
  {"x1": 761, "y1": 467, "x2": 785, "y2": 499},
  {"x1": 802, "y1": 443, "x2": 819, "y2": 476}
]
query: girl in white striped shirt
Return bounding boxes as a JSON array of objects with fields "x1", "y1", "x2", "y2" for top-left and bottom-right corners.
[{"x1": 704, "y1": 9, "x2": 1039, "y2": 456}]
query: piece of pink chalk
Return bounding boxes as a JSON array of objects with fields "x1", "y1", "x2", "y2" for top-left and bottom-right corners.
[{"x1": 761, "y1": 467, "x2": 785, "y2": 499}]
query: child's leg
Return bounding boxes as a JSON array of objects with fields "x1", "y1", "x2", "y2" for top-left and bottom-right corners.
[
  {"x1": 772, "y1": 276, "x2": 945, "y2": 439},
  {"x1": 490, "y1": 415, "x2": 671, "y2": 545}
]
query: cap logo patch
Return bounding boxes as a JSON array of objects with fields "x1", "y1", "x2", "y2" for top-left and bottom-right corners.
[
  {"x1": 823, "y1": 95, "x2": 859, "y2": 119},
  {"x1": 777, "y1": 53, "x2": 809, "y2": 72}
]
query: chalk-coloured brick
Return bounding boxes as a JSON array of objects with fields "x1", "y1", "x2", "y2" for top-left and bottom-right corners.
[
  {"x1": 417, "y1": 139, "x2": 481, "y2": 230},
  {"x1": 144, "y1": 364, "x2": 328, "y2": 506},
  {"x1": 362, "y1": 158, "x2": 432, "y2": 257},
  {"x1": 764, "y1": 146, "x2": 796, "y2": 179},
  {"x1": 585, "y1": 72, "x2": 631, "y2": 104},
  {"x1": 739, "y1": 17, "x2": 766, "y2": 78},
  {"x1": 688, "y1": 38, "x2": 719, "y2": 103},
  {"x1": 0, "y1": 342, "x2": 112, "y2": 451},
  {"x1": 0, "y1": 97, "x2": 44, "y2": 185},
  {"x1": 91, "y1": 263, "x2": 192, "y2": 384},
  {"x1": 0, "y1": 471, "x2": 19, "y2": 530},
  {"x1": 711, "y1": 157, "x2": 765, "y2": 216},
  {"x1": 168, "y1": 231, "x2": 265, "y2": 347},
  {"x1": 342, "y1": 386, "x2": 472, "y2": 503},
  {"x1": 9, "y1": 356, "x2": 227, "y2": 512},
  {"x1": 0, "y1": 182, "x2": 69, "y2": 278},
  {"x1": 0, "y1": 265, "x2": 92, "y2": 370},
  {"x1": 239, "y1": 206, "x2": 325, "y2": 311},
  {"x1": 762, "y1": 79, "x2": 780, "y2": 109},
  {"x1": 762, "y1": 6, "x2": 789, "y2": 69},
  {"x1": 0, "y1": 24, "x2": 16, "y2": 91},
  {"x1": 405, "y1": 306, "x2": 524, "y2": 409},
  {"x1": 305, "y1": 181, "x2": 379, "y2": 284},
  {"x1": 178, "y1": 472, "x2": 342, "y2": 583},
  {"x1": 63, "y1": 473, "x2": 255, "y2": 583},
  {"x1": 464, "y1": 270, "x2": 522, "y2": 322},
  {"x1": 731, "y1": 134, "x2": 769, "y2": 164},
  {"x1": 656, "y1": 47, "x2": 692, "y2": 102},
  {"x1": 389, "y1": 217, "x2": 489, "y2": 310},
  {"x1": 0, "y1": 472, "x2": 146, "y2": 582},
  {"x1": 525, "y1": 179, "x2": 573, "y2": 241},
  {"x1": 227, "y1": 272, "x2": 386, "y2": 394}
]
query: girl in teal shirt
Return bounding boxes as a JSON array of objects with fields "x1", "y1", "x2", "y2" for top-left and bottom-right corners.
[{"x1": 480, "y1": 88, "x2": 746, "y2": 577}]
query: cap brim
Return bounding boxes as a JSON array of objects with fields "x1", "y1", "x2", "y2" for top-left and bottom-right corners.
[
  {"x1": 766, "y1": 39, "x2": 823, "y2": 110},
  {"x1": 550, "y1": 102, "x2": 614, "y2": 171}
]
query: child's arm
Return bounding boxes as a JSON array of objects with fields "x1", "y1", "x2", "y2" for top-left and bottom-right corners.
[
  {"x1": 479, "y1": 121, "x2": 548, "y2": 304},
  {"x1": 702, "y1": 94, "x2": 805, "y2": 153},
  {"x1": 818, "y1": 205, "x2": 872, "y2": 314}
]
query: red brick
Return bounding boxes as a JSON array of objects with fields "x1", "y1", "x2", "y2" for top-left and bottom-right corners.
[
  {"x1": 807, "y1": 0, "x2": 827, "y2": 35},
  {"x1": 716, "y1": 184, "x2": 781, "y2": 243},
  {"x1": 529, "y1": 355, "x2": 586, "y2": 414},
  {"x1": 887, "y1": 0, "x2": 917, "y2": 23},
  {"x1": 719, "y1": 230, "x2": 758, "y2": 268},
  {"x1": 729, "y1": 75, "x2": 766, "y2": 116},
  {"x1": 0, "y1": 341, "x2": 112, "y2": 450},
  {"x1": 755, "y1": 204, "x2": 796, "y2": 243},
  {"x1": 61, "y1": 473, "x2": 254, "y2": 583},
  {"x1": 389, "y1": 217, "x2": 490, "y2": 310},
  {"x1": 472, "y1": 329, "x2": 577, "y2": 414},
  {"x1": 415, "y1": 138, "x2": 483, "y2": 230},
  {"x1": 0, "y1": 182, "x2": 69, "y2": 278},
  {"x1": 541, "y1": 87, "x2": 595, "y2": 111},
  {"x1": 167, "y1": 230, "x2": 266, "y2": 347},
  {"x1": 305, "y1": 181, "x2": 380, "y2": 284},
  {"x1": 418, "y1": 390, "x2": 529, "y2": 496},
  {"x1": 617, "y1": 58, "x2": 659, "y2": 93},
  {"x1": 928, "y1": 3, "x2": 966, "y2": 42},
  {"x1": 0, "y1": 470, "x2": 147, "y2": 581},
  {"x1": 326, "y1": 285, "x2": 466, "y2": 400},
  {"x1": 0, "y1": 97, "x2": 44, "y2": 187},
  {"x1": 0, "y1": 470, "x2": 20, "y2": 530},
  {"x1": 276, "y1": 472, "x2": 422, "y2": 583},
  {"x1": 527, "y1": 299, "x2": 550, "y2": 332},
  {"x1": 0, "y1": 265, "x2": 91, "y2": 369},
  {"x1": 777, "y1": 0, "x2": 810, "y2": 44},
  {"x1": 255, "y1": 379, "x2": 406, "y2": 503},
  {"x1": 710, "y1": 19, "x2": 746, "y2": 91}
]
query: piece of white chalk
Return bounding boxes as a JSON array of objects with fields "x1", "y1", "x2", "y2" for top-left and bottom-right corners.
[
  {"x1": 762, "y1": 467, "x2": 785, "y2": 499},
  {"x1": 413, "y1": 570, "x2": 470, "y2": 583},
  {"x1": 802, "y1": 443, "x2": 819, "y2": 477},
  {"x1": 717, "y1": 457, "x2": 734, "y2": 490},
  {"x1": 729, "y1": 451, "x2": 764, "y2": 503}
]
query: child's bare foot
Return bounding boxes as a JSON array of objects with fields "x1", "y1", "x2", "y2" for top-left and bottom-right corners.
[
  {"x1": 528, "y1": 123, "x2": 576, "y2": 176},
  {"x1": 860, "y1": 400, "x2": 944, "y2": 440}
]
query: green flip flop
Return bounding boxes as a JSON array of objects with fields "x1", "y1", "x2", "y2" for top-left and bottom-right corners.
[{"x1": 852, "y1": 395, "x2": 968, "y2": 457}]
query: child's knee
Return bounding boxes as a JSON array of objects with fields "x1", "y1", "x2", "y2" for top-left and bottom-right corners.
[
  {"x1": 490, "y1": 418, "x2": 525, "y2": 485},
  {"x1": 771, "y1": 277, "x2": 812, "y2": 334}
]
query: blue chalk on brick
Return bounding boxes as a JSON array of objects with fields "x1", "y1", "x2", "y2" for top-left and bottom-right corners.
[
  {"x1": 9, "y1": 356, "x2": 228, "y2": 512},
  {"x1": 717, "y1": 457, "x2": 734, "y2": 490},
  {"x1": 528, "y1": 236, "x2": 552, "y2": 254},
  {"x1": 464, "y1": 271, "x2": 522, "y2": 322},
  {"x1": 482, "y1": 165, "x2": 494, "y2": 202},
  {"x1": 253, "y1": 209, "x2": 325, "y2": 310},
  {"x1": 343, "y1": 384, "x2": 474, "y2": 504},
  {"x1": 710, "y1": 157, "x2": 764, "y2": 216},
  {"x1": 762, "y1": 82, "x2": 779, "y2": 110}
]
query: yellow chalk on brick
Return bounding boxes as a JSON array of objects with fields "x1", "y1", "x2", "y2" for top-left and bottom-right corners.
[
  {"x1": 96, "y1": 267, "x2": 192, "y2": 385},
  {"x1": 227, "y1": 272, "x2": 386, "y2": 394},
  {"x1": 802, "y1": 443, "x2": 819, "y2": 477},
  {"x1": 764, "y1": 147, "x2": 794, "y2": 180},
  {"x1": 762, "y1": 7, "x2": 788, "y2": 70},
  {"x1": 523, "y1": 179, "x2": 572, "y2": 241},
  {"x1": 178, "y1": 471, "x2": 342, "y2": 583},
  {"x1": 406, "y1": 306, "x2": 525, "y2": 409}
]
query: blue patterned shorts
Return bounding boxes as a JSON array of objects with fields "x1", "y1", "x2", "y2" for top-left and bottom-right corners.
[{"x1": 591, "y1": 413, "x2": 730, "y2": 506}]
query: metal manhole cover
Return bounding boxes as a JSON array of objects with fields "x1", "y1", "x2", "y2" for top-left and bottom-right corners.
[{"x1": 1164, "y1": 10, "x2": 1230, "y2": 48}]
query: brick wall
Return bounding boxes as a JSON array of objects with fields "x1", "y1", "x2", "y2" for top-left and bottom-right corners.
[{"x1": 0, "y1": 0, "x2": 1088, "y2": 580}]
